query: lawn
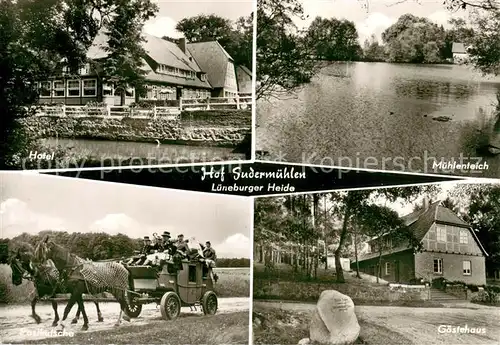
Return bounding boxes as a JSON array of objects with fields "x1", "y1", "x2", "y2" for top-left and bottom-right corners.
[{"x1": 214, "y1": 267, "x2": 250, "y2": 298}]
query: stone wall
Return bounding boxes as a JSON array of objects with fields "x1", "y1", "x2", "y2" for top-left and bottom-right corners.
[
  {"x1": 20, "y1": 110, "x2": 251, "y2": 147},
  {"x1": 444, "y1": 284, "x2": 467, "y2": 299},
  {"x1": 253, "y1": 280, "x2": 430, "y2": 303}
]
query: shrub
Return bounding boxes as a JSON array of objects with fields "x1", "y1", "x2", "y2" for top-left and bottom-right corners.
[{"x1": 432, "y1": 277, "x2": 448, "y2": 289}]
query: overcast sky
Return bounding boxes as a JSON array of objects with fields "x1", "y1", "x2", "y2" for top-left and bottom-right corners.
[
  {"x1": 144, "y1": 0, "x2": 253, "y2": 38},
  {"x1": 0, "y1": 172, "x2": 252, "y2": 258},
  {"x1": 294, "y1": 0, "x2": 470, "y2": 43}
]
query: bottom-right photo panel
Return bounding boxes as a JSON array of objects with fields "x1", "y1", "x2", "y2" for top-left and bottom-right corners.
[{"x1": 252, "y1": 181, "x2": 500, "y2": 345}]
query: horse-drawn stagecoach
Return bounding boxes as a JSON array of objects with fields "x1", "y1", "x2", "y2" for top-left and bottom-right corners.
[
  {"x1": 6, "y1": 237, "x2": 219, "y2": 330},
  {"x1": 123, "y1": 255, "x2": 218, "y2": 320}
]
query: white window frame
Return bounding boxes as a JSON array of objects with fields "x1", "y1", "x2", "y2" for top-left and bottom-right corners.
[
  {"x1": 39, "y1": 81, "x2": 51, "y2": 98},
  {"x1": 459, "y1": 230, "x2": 468, "y2": 244},
  {"x1": 66, "y1": 80, "x2": 81, "y2": 97},
  {"x1": 385, "y1": 262, "x2": 391, "y2": 275},
  {"x1": 53, "y1": 80, "x2": 65, "y2": 98},
  {"x1": 433, "y1": 258, "x2": 443, "y2": 274},
  {"x1": 436, "y1": 225, "x2": 447, "y2": 242},
  {"x1": 463, "y1": 261, "x2": 471, "y2": 275},
  {"x1": 103, "y1": 83, "x2": 114, "y2": 97},
  {"x1": 82, "y1": 79, "x2": 97, "y2": 97}
]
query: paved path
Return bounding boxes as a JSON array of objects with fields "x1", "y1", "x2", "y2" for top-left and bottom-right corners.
[{"x1": 254, "y1": 301, "x2": 500, "y2": 345}]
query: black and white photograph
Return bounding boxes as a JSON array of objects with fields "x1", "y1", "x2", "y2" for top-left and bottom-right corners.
[
  {"x1": 1, "y1": 0, "x2": 253, "y2": 170},
  {"x1": 253, "y1": 181, "x2": 500, "y2": 345},
  {"x1": 0, "y1": 172, "x2": 251, "y2": 344},
  {"x1": 256, "y1": 0, "x2": 500, "y2": 177}
]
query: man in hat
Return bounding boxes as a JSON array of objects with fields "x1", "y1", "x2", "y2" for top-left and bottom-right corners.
[
  {"x1": 161, "y1": 231, "x2": 171, "y2": 251},
  {"x1": 130, "y1": 236, "x2": 154, "y2": 265},
  {"x1": 175, "y1": 234, "x2": 190, "y2": 254}
]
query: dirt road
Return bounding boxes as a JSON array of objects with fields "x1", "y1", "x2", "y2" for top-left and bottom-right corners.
[
  {"x1": 254, "y1": 301, "x2": 500, "y2": 345},
  {"x1": 0, "y1": 297, "x2": 249, "y2": 343}
]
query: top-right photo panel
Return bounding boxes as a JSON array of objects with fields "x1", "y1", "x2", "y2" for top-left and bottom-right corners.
[{"x1": 255, "y1": 0, "x2": 500, "y2": 177}]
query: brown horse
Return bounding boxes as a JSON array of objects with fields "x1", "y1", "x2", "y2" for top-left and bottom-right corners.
[
  {"x1": 9, "y1": 245, "x2": 104, "y2": 326},
  {"x1": 34, "y1": 237, "x2": 131, "y2": 331}
]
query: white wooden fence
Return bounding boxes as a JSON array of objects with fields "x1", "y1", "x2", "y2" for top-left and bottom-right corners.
[
  {"x1": 33, "y1": 96, "x2": 253, "y2": 118},
  {"x1": 33, "y1": 105, "x2": 181, "y2": 119},
  {"x1": 180, "y1": 96, "x2": 253, "y2": 111}
]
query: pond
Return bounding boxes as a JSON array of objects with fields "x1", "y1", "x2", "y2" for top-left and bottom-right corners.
[
  {"x1": 257, "y1": 62, "x2": 500, "y2": 177},
  {"x1": 41, "y1": 138, "x2": 245, "y2": 166}
]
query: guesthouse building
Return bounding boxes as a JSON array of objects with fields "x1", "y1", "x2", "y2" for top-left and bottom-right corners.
[{"x1": 352, "y1": 200, "x2": 488, "y2": 285}]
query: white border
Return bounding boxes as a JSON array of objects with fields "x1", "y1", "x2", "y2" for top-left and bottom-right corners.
[{"x1": 251, "y1": 0, "x2": 257, "y2": 162}]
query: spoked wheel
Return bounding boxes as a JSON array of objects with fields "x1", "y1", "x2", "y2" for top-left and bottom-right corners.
[
  {"x1": 201, "y1": 291, "x2": 218, "y2": 315},
  {"x1": 160, "y1": 291, "x2": 181, "y2": 320},
  {"x1": 124, "y1": 290, "x2": 142, "y2": 318}
]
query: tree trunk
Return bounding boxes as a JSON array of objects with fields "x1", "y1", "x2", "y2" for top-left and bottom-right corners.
[
  {"x1": 376, "y1": 241, "x2": 383, "y2": 284},
  {"x1": 120, "y1": 89, "x2": 126, "y2": 106},
  {"x1": 335, "y1": 207, "x2": 351, "y2": 283},
  {"x1": 354, "y1": 223, "x2": 361, "y2": 279},
  {"x1": 324, "y1": 197, "x2": 328, "y2": 270}
]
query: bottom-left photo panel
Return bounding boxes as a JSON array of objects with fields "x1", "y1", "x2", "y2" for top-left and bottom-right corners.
[{"x1": 0, "y1": 171, "x2": 252, "y2": 345}]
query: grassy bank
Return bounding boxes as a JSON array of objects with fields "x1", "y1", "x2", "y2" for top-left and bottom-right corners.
[
  {"x1": 253, "y1": 264, "x2": 438, "y2": 306},
  {"x1": 19, "y1": 311, "x2": 249, "y2": 345}
]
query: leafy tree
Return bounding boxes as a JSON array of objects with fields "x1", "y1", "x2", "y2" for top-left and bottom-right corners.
[
  {"x1": 176, "y1": 14, "x2": 235, "y2": 44},
  {"x1": 102, "y1": 0, "x2": 157, "y2": 103},
  {"x1": 174, "y1": 14, "x2": 253, "y2": 70},
  {"x1": 382, "y1": 14, "x2": 447, "y2": 63},
  {"x1": 362, "y1": 34, "x2": 387, "y2": 62},
  {"x1": 306, "y1": 17, "x2": 362, "y2": 61},
  {"x1": 357, "y1": 204, "x2": 421, "y2": 283},
  {"x1": 0, "y1": 0, "x2": 158, "y2": 168},
  {"x1": 467, "y1": 9, "x2": 500, "y2": 75},
  {"x1": 256, "y1": 0, "x2": 318, "y2": 100},
  {"x1": 331, "y1": 185, "x2": 440, "y2": 283},
  {"x1": 449, "y1": 184, "x2": 500, "y2": 278}
]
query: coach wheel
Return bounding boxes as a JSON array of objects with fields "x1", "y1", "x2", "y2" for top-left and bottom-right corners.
[
  {"x1": 124, "y1": 290, "x2": 142, "y2": 318},
  {"x1": 160, "y1": 291, "x2": 181, "y2": 320},
  {"x1": 201, "y1": 291, "x2": 218, "y2": 315}
]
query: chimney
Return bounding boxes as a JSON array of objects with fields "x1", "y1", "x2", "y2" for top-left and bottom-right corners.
[{"x1": 178, "y1": 37, "x2": 186, "y2": 54}]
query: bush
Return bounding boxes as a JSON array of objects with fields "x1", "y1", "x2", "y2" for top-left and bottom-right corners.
[
  {"x1": 471, "y1": 285, "x2": 500, "y2": 305},
  {"x1": 432, "y1": 277, "x2": 448, "y2": 289}
]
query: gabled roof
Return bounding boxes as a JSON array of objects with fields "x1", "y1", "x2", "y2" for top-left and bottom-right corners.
[
  {"x1": 452, "y1": 42, "x2": 467, "y2": 54},
  {"x1": 87, "y1": 32, "x2": 200, "y2": 72},
  {"x1": 402, "y1": 201, "x2": 470, "y2": 242},
  {"x1": 402, "y1": 200, "x2": 488, "y2": 256},
  {"x1": 187, "y1": 41, "x2": 233, "y2": 88},
  {"x1": 85, "y1": 31, "x2": 211, "y2": 89},
  {"x1": 142, "y1": 33, "x2": 202, "y2": 72},
  {"x1": 237, "y1": 65, "x2": 252, "y2": 77}
]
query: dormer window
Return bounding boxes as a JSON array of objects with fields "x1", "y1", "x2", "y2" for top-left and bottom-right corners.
[{"x1": 200, "y1": 73, "x2": 207, "y2": 82}]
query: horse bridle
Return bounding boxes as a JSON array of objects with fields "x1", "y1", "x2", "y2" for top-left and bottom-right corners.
[{"x1": 9, "y1": 256, "x2": 35, "y2": 282}]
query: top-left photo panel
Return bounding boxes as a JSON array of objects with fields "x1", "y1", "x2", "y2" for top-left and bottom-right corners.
[{"x1": 1, "y1": 0, "x2": 254, "y2": 170}]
